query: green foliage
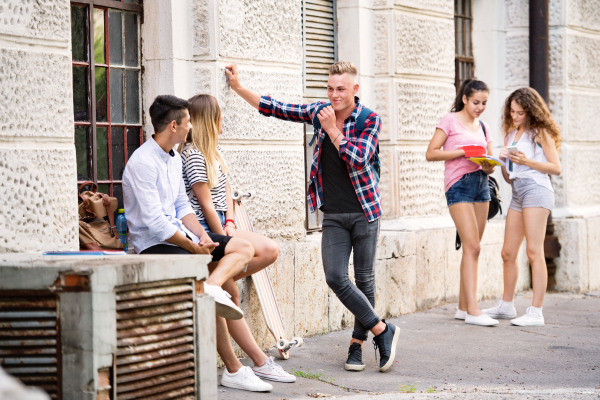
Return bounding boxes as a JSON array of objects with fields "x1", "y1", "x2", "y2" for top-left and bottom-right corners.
[
  {"x1": 426, "y1": 386, "x2": 438, "y2": 393},
  {"x1": 291, "y1": 368, "x2": 323, "y2": 380},
  {"x1": 397, "y1": 383, "x2": 417, "y2": 393}
]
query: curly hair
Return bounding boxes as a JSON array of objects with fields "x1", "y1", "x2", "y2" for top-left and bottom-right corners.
[{"x1": 501, "y1": 87, "x2": 562, "y2": 150}]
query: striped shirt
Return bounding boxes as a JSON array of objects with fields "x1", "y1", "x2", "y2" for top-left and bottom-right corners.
[{"x1": 181, "y1": 144, "x2": 228, "y2": 221}]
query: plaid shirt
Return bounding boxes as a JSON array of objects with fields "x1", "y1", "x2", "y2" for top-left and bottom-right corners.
[{"x1": 259, "y1": 95, "x2": 382, "y2": 222}]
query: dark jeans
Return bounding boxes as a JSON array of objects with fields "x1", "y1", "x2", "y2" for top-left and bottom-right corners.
[
  {"x1": 321, "y1": 212, "x2": 381, "y2": 341},
  {"x1": 140, "y1": 232, "x2": 231, "y2": 261}
]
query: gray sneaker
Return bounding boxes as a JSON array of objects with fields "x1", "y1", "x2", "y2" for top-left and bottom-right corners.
[{"x1": 372, "y1": 321, "x2": 400, "y2": 372}]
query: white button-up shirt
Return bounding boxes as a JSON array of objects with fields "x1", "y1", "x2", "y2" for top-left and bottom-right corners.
[{"x1": 122, "y1": 137, "x2": 199, "y2": 253}]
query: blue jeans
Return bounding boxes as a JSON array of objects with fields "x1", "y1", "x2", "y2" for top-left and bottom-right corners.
[
  {"x1": 199, "y1": 210, "x2": 226, "y2": 233},
  {"x1": 445, "y1": 170, "x2": 491, "y2": 206},
  {"x1": 321, "y1": 212, "x2": 381, "y2": 341}
]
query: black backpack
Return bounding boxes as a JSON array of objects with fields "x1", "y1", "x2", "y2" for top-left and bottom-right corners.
[
  {"x1": 455, "y1": 121, "x2": 503, "y2": 250},
  {"x1": 309, "y1": 103, "x2": 380, "y2": 184}
]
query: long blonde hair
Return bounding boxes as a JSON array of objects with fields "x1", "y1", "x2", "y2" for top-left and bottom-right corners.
[{"x1": 178, "y1": 94, "x2": 228, "y2": 188}]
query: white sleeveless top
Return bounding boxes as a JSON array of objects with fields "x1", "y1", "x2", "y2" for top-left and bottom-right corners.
[{"x1": 506, "y1": 129, "x2": 553, "y2": 192}]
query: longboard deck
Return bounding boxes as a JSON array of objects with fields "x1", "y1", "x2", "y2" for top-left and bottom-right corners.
[{"x1": 233, "y1": 200, "x2": 289, "y2": 359}]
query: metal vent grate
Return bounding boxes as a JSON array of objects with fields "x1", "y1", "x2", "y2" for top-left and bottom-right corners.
[
  {"x1": 0, "y1": 293, "x2": 60, "y2": 399},
  {"x1": 115, "y1": 279, "x2": 196, "y2": 400}
]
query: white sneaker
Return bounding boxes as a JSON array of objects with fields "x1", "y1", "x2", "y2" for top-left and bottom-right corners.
[
  {"x1": 455, "y1": 308, "x2": 467, "y2": 320},
  {"x1": 465, "y1": 313, "x2": 499, "y2": 326},
  {"x1": 511, "y1": 307, "x2": 545, "y2": 327},
  {"x1": 221, "y1": 366, "x2": 273, "y2": 392},
  {"x1": 204, "y1": 284, "x2": 243, "y2": 320},
  {"x1": 252, "y1": 356, "x2": 296, "y2": 383},
  {"x1": 482, "y1": 300, "x2": 517, "y2": 319}
]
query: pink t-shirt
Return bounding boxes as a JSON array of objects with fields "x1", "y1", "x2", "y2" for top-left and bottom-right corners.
[{"x1": 436, "y1": 113, "x2": 492, "y2": 192}]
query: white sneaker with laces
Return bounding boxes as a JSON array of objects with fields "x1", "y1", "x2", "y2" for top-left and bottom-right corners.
[
  {"x1": 252, "y1": 356, "x2": 296, "y2": 383},
  {"x1": 511, "y1": 307, "x2": 544, "y2": 327},
  {"x1": 204, "y1": 284, "x2": 243, "y2": 320},
  {"x1": 221, "y1": 366, "x2": 273, "y2": 392},
  {"x1": 455, "y1": 308, "x2": 467, "y2": 320},
  {"x1": 482, "y1": 300, "x2": 517, "y2": 319},
  {"x1": 465, "y1": 313, "x2": 499, "y2": 326}
]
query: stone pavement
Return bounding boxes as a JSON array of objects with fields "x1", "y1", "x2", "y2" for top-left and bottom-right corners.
[{"x1": 217, "y1": 292, "x2": 600, "y2": 400}]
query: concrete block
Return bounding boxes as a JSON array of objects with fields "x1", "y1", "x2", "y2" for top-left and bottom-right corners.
[
  {"x1": 478, "y1": 243, "x2": 504, "y2": 301},
  {"x1": 375, "y1": 255, "x2": 417, "y2": 317},
  {"x1": 505, "y1": 34, "x2": 529, "y2": 88},
  {"x1": 0, "y1": 0, "x2": 69, "y2": 41},
  {"x1": 195, "y1": 294, "x2": 217, "y2": 400},
  {"x1": 481, "y1": 220, "x2": 506, "y2": 246},
  {"x1": 374, "y1": 79, "x2": 393, "y2": 141},
  {"x1": 549, "y1": 31, "x2": 565, "y2": 86},
  {"x1": 568, "y1": 33, "x2": 600, "y2": 90},
  {"x1": 394, "y1": 11, "x2": 454, "y2": 78},
  {"x1": 222, "y1": 149, "x2": 306, "y2": 239},
  {"x1": 378, "y1": 146, "x2": 396, "y2": 218},
  {"x1": 0, "y1": 49, "x2": 72, "y2": 139},
  {"x1": 393, "y1": 0, "x2": 453, "y2": 14},
  {"x1": 218, "y1": 0, "x2": 302, "y2": 64},
  {"x1": 549, "y1": 89, "x2": 565, "y2": 133},
  {"x1": 568, "y1": 92, "x2": 600, "y2": 142},
  {"x1": 415, "y1": 229, "x2": 447, "y2": 309},
  {"x1": 587, "y1": 217, "x2": 600, "y2": 291},
  {"x1": 396, "y1": 81, "x2": 456, "y2": 142},
  {"x1": 294, "y1": 241, "x2": 329, "y2": 336},
  {"x1": 397, "y1": 147, "x2": 447, "y2": 218},
  {"x1": 374, "y1": 12, "x2": 390, "y2": 75},
  {"x1": 554, "y1": 218, "x2": 589, "y2": 292},
  {"x1": 0, "y1": 149, "x2": 79, "y2": 252},
  {"x1": 565, "y1": 145, "x2": 600, "y2": 208},
  {"x1": 568, "y1": 0, "x2": 600, "y2": 32},
  {"x1": 376, "y1": 232, "x2": 416, "y2": 259}
]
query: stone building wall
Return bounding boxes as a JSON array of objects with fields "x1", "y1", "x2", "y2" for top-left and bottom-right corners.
[{"x1": 0, "y1": 0, "x2": 79, "y2": 253}]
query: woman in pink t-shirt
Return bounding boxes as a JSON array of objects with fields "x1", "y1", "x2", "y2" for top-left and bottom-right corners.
[{"x1": 426, "y1": 79, "x2": 497, "y2": 327}]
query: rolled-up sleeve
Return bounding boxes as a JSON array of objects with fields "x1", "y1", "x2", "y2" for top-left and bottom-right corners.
[
  {"x1": 338, "y1": 114, "x2": 381, "y2": 170},
  {"x1": 258, "y1": 95, "x2": 321, "y2": 124},
  {"x1": 128, "y1": 163, "x2": 178, "y2": 241}
]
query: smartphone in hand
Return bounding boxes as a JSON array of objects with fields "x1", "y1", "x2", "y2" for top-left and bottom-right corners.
[{"x1": 507, "y1": 145, "x2": 519, "y2": 153}]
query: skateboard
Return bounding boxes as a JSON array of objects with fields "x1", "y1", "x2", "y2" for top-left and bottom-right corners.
[{"x1": 231, "y1": 189, "x2": 303, "y2": 360}]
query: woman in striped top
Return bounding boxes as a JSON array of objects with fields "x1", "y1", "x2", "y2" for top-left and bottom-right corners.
[{"x1": 179, "y1": 94, "x2": 294, "y2": 389}]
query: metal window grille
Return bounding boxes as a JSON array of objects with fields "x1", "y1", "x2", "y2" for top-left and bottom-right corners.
[
  {"x1": 302, "y1": 0, "x2": 337, "y2": 231},
  {"x1": 71, "y1": 0, "x2": 143, "y2": 211},
  {"x1": 114, "y1": 279, "x2": 196, "y2": 400},
  {"x1": 0, "y1": 292, "x2": 61, "y2": 400},
  {"x1": 454, "y1": 0, "x2": 474, "y2": 90}
]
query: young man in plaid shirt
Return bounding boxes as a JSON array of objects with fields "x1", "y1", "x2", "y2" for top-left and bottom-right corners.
[{"x1": 225, "y1": 61, "x2": 400, "y2": 372}]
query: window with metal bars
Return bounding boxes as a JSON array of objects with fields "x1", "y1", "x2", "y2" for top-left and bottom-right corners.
[
  {"x1": 302, "y1": 0, "x2": 337, "y2": 231},
  {"x1": 454, "y1": 0, "x2": 474, "y2": 90},
  {"x1": 71, "y1": 0, "x2": 143, "y2": 211}
]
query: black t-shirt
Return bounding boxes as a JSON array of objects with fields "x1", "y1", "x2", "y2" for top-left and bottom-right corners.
[{"x1": 319, "y1": 134, "x2": 364, "y2": 214}]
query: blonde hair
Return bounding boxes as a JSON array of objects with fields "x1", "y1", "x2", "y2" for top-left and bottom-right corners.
[
  {"x1": 178, "y1": 94, "x2": 228, "y2": 188},
  {"x1": 329, "y1": 61, "x2": 358, "y2": 77}
]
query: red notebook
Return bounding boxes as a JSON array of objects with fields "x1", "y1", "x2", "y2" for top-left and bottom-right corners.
[{"x1": 458, "y1": 145, "x2": 486, "y2": 158}]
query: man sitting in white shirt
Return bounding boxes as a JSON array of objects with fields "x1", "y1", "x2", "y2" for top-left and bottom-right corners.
[{"x1": 123, "y1": 95, "x2": 254, "y2": 320}]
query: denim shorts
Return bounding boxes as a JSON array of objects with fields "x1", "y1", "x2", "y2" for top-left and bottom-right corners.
[
  {"x1": 445, "y1": 170, "x2": 491, "y2": 206},
  {"x1": 199, "y1": 210, "x2": 226, "y2": 233}
]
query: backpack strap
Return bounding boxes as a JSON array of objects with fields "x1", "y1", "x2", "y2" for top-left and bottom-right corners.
[{"x1": 479, "y1": 120, "x2": 487, "y2": 141}]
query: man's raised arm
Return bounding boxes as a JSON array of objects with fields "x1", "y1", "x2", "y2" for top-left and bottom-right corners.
[{"x1": 225, "y1": 63, "x2": 317, "y2": 125}]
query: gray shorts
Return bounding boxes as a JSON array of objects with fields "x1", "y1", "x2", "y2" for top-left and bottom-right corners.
[{"x1": 509, "y1": 177, "x2": 555, "y2": 212}]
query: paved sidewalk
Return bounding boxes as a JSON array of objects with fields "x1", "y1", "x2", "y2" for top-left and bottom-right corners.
[{"x1": 217, "y1": 292, "x2": 600, "y2": 400}]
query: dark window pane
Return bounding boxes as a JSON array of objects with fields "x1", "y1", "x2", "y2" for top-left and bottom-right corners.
[
  {"x1": 124, "y1": 12, "x2": 139, "y2": 67},
  {"x1": 111, "y1": 126, "x2": 125, "y2": 180},
  {"x1": 94, "y1": 8, "x2": 105, "y2": 65},
  {"x1": 127, "y1": 127, "x2": 141, "y2": 159},
  {"x1": 465, "y1": 0, "x2": 471, "y2": 17},
  {"x1": 95, "y1": 67, "x2": 107, "y2": 122},
  {"x1": 124, "y1": 0, "x2": 141, "y2": 4},
  {"x1": 73, "y1": 66, "x2": 89, "y2": 122},
  {"x1": 75, "y1": 126, "x2": 92, "y2": 181},
  {"x1": 98, "y1": 184, "x2": 110, "y2": 195},
  {"x1": 108, "y1": 10, "x2": 123, "y2": 65},
  {"x1": 110, "y1": 68, "x2": 124, "y2": 123},
  {"x1": 125, "y1": 70, "x2": 140, "y2": 123},
  {"x1": 457, "y1": 18, "x2": 463, "y2": 56},
  {"x1": 97, "y1": 127, "x2": 109, "y2": 181},
  {"x1": 71, "y1": 6, "x2": 88, "y2": 62},
  {"x1": 466, "y1": 19, "x2": 472, "y2": 57}
]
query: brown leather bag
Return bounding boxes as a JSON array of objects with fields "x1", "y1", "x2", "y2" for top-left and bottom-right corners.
[{"x1": 78, "y1": 181, "x2": 123, "y2": 251}]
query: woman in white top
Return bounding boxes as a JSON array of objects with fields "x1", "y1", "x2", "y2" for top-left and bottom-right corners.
[
  {"x1": 179, "y1": 94, "x2": 295, "y2": 390},
  {"x1": 483, "y1": 88, "x2": 562, "y2": 327}
]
